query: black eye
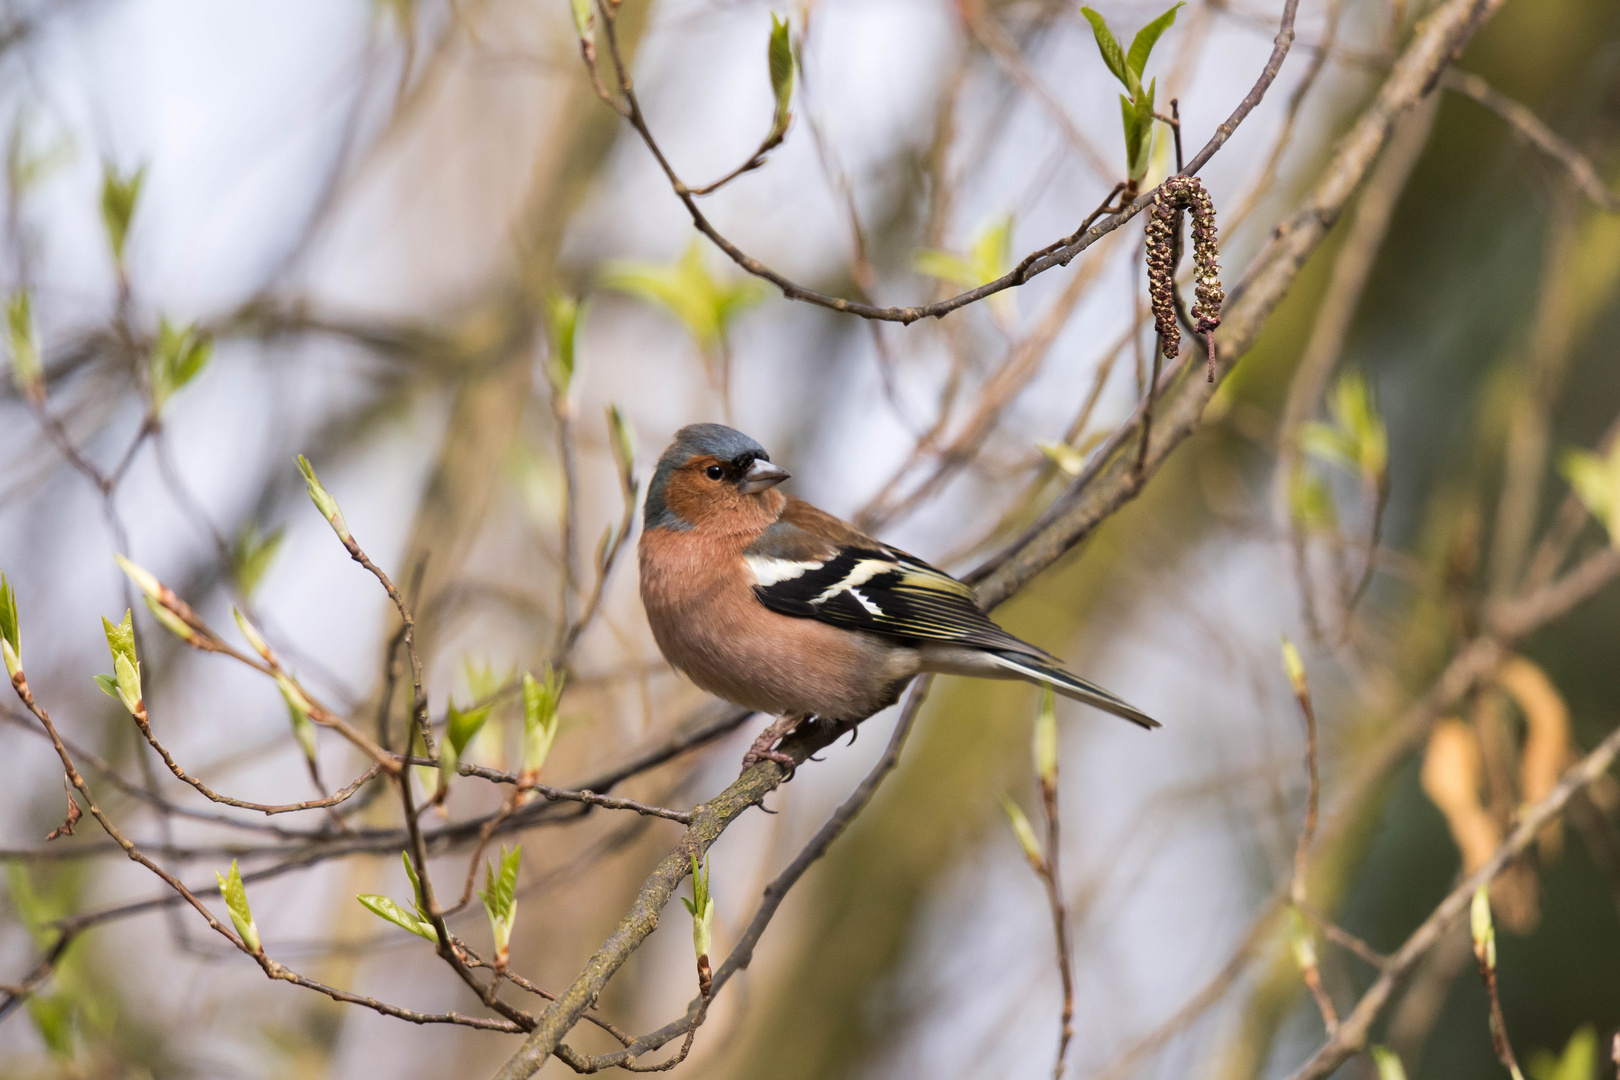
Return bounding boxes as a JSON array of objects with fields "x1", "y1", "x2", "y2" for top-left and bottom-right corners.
[{"x1": 705, "y1": 465, "x2": 724, "y2": 480}]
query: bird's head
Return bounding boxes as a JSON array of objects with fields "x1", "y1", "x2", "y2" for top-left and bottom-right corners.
[{"x1": 644, "y1": 423, "x2": 791, "y2": 531}]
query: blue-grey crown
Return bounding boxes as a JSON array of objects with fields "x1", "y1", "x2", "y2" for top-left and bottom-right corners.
[{"x1": 644, "y1": 424, "x2": 772, "y2": 531}]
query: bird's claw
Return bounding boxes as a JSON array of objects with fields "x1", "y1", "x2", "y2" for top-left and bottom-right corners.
[{"x1": 740, "y1": 742, "x2": 797, "y2": 778}]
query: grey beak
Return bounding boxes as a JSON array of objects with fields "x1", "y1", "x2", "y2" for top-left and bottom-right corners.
[{"x1": 738, "y1": 458, "x2": 791, "y2": 495}]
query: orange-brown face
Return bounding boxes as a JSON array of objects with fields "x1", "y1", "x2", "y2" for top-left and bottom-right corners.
[{"x1": 661, "y1": 455, "x2": 785, "y2": 532}]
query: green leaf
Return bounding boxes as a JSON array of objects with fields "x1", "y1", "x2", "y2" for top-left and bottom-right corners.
[
  {"x1": 912, "y1": 249, "x2": 977, "y2": 288},
  {"x1": 1528, "y1": 1026, "x2": 1598, "y2": 1080},
  {"x1": 1080, "y1": 8, "x2": 1129, "y2": 88},
  {"x1": 400, "y1": 850, "x2": 431, "y2": 921},
  {"x1": 447, "y1": 697, "x2": 493, "y2": 756},
  {"x1": 1327, "y1": 371, "x2": 1388, "y2": 478},
  {"x1": 100, "y1": 163, "x2": 144, "y2": 266},
  {"x1": 27, "y1": 992, "x2": 76, "y2": 1058},
  {"x1": 6, "y1": 291, "x2": 41, "y2": 399},
  {"x1": 915, "y1": 214, "x2": 1014, "y2": 291},
  {"x1": 295, "y1": 454, "x2": 351, "y2": 542},
  {"x1": 113, "y1": 653, "x2": 142, "y2": 715},
  {"x1": 229, "y1": 524, "x2": 285, "y2": 598},
  {"x1": 92, "y1": 673, "x2": 119, "y2": 699},
  {"x1": 767, "y1": 13, "x2": 795, "y2": 141},
  {"x1": 968, "y1": 214, "x2": 1014, "y2": 286},
  {"x1": 602, "y1": 241, "x2": 768, "y2": 352},
  {"x1": 149, "y1": 317, "x2": 213, "y2": 411},
  {"x1": 1125, "y1": 79, "x2": 1157, "y2": 181},
  {"x1": 545, "y1": 294, "x2": 580, "y2": 400},
  {"x1": 0, "y1": 571, "x2": 18, "y2": 657},
  {"x1": 1126, "y1": 3, "x2": 1184, "y2": 80},
  {"x1": 1559, "y1": 443, "x2": 1620, "y2": 545},
  {"x1": 102, "y1": 611, "x2": 135, "y2": 671},
  {"x1": 521, "y1": 668, "x2": 565, "y2": 778},
  {"x1": 357, "y1": 894, "x2": 438, "y2": 941},
  {"x1": 215, "y1": 860, "x2": 260, "y2": 953}
]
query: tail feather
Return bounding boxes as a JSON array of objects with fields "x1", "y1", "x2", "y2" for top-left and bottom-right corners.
[{"x1": 988, "y1": 651, "x2": 1160, "y2": 730}]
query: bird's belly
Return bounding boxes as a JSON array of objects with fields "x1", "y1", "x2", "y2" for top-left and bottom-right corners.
[{"x1": 642, "y1": 564, "x2": 917, "y2": 721}]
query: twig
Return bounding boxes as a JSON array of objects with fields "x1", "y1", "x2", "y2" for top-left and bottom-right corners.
[
  {"x1": 1038, "y1": 745, "x2": 1076, "y2": 1078},
  {"x1": 1284, "y1": 645, "x2": 1338, "y2": 1032}
]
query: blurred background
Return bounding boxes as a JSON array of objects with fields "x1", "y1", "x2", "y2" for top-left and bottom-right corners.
[{"x1": 1, "y1": 0, "x2": 1618, "y2": 1077}]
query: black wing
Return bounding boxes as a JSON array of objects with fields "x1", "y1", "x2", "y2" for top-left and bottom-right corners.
[{"x1": 748, "y1": 544, "x2": 1051, "y2": 657}]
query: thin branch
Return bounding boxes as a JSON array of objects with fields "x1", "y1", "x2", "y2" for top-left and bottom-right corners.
[{"x1": 1443, "y1": 69, "x2": 1620, "y2": 213}]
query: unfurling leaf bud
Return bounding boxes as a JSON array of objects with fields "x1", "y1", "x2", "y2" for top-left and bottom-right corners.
[
  {"x1": 1, "y1": 571, "x2": 20, "y2": 678},
  {"x1": 1559, "y1": 443, "x2": 1620, "y2": 547},
  {"x1": 479, "y1": 845, "x2": 522, "y2": 969},
  {"x1": 767, "y1": 14, "x2": 794, "y2": 142},
  {"x1": 149, "y1": 317, "x2": 213, "y2": 412},
  {"x1": 216, "y1": 859, "x2": 260, "y2": 954},
  {"x1": 96, "y1": 611, "x2": 142, "y2": 716},
  {"x1": 100, "y1": 163, "x2": 144, "y2": 267},
  {"x1": 144, "y1": 596, "x2": 197, "y2": 645},
  {"x1": 545, "y1": 295, "x2": 580, "y2": 404},
  {"x1": 999, "y1": 793, "x2": 1045, "y2": 870},
  {"x1": 1280, "y1": 636, "x2": 1307, "y2": 698},
  {"x1": 520, "y1": 668, "x2": 564, "y2": 782},
  {"x1": 1287, "y1": 906, "x2": 1318, "y2": 972},
  {"x1": 1470, "y1": 884, "x2": 1495, "y2": 969},
  {"x1": 6, "y1": 292, "x2": 43, "y2": 403},
  {"x1": 1034, "y1": 684, "x2": 1059, "y2": 786},
  {"x1": 274, "y1": 673, "x2": 314, "y2": 719},
  {"x1": 232, "y1": 607, "x2": 272, "y2": 662},
  {"x1": 681, "y1": 854, "x2": 716, "y2": 975},
  {"x1": 295, "y1": 455, "x2": 350, "y2": 542},
  {"x1": 1038, "y1": 440, "x2": 1087, "y2": 477},
  {"x1": 278, "y1": 679, "x2": 318, "y2": 764},
  {"x1": 569, "y1": 0, "x2": 595, "y2": 41},
  {"x1": 607, "y1": 404, "x2": 637, "y2": 494}
]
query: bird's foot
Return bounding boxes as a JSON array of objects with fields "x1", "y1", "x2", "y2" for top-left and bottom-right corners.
[{"x1": 740, "y1": 715, "x2": 805, "y2": 777}]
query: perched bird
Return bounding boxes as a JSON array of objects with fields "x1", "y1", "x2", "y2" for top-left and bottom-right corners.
[{"x1": 637, "y1": 423, "x2": 1158, "y2": 772}]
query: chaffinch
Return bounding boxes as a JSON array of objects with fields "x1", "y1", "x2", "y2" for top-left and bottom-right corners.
[{"x1": 638, "y1": 423, "x2": 1159, "y2": 772}]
